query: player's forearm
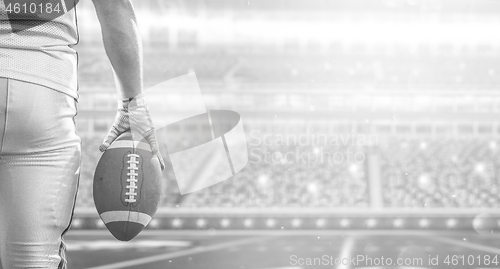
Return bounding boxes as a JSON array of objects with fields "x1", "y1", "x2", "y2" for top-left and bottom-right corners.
[{"x1": 93, "y1": 0, "x2": 143, "y2": 99}]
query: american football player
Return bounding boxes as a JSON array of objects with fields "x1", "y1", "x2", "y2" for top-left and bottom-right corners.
[{"x1": 0, "y1": 0, "x2": 164, "y2": 268}]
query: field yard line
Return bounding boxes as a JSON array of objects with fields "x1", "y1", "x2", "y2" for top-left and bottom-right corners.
[
  {"x1": 337, "y1": 237, "x2": 355, "y2": 269},
  {"x1": 432, "y1": 236, "x2": 500, "y2": 255},
  {"x1": 84, "y1": 236, "x2": 273, "y2": 269}
]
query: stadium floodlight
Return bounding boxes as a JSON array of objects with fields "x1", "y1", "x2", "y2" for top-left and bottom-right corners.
[
  {"x1": 472, "y1": 218, "x2": 483, "y2": 228},
  {"x1": 71, "y1": 219, "x2": 83, "y2": 229},
  {"x1": 243, "y1": 219, "x2": 254, "y2": 228},
  {"x1": 366, "y1": 218, "x2": 377, "y2": 228},
  {"x1": 393, "y1": 219, "x2": 404, "y2": 228},
  {"x1": 446, "y1": 218, "x2": 457, "y2": 229},
  {"x1": 196, "y1": 218, "x2": 207, "y2": 228},
  {"x1": 220, "y1": 218, "x2": 231, "y2": 228},
  {"x1": 266, "y1": 219, "x2": 277, "y2": 228},
  {"x1": 419, "y1": 218, "x2": 430, "y2": 228},
  {"x1": 339, "y1": 218, "x2": 350, "y2": 228},
  {"x1": 171, "y1": 218, "x2": 183, "y2": 228},
  {"x1": 148, "y1": 219, "x2": 160, "y2": 229},
  {"x1": 291, "y1": 218, "x2": 302, "y2": 228},
  {"x1": 316, "y1": 219, "x2": 326, "y2": 228},
  {"x1": 95, "y1": 219, "x2": 105, "y2": 229}
]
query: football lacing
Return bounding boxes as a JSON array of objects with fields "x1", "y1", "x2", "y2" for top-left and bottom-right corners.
[{"x1": 125, "y1": 153, "x2": 140, "y2": 203}]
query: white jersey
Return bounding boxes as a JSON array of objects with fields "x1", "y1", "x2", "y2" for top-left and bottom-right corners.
[{"x1": 0, "y1": 0, "x2": 79, "y2": 99}]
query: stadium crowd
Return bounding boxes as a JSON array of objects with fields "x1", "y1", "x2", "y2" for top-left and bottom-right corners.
[
  {"x1": 379, "y1": 138, "x2": 500, "y2": 208},
  {"x1": 76, "y1": 133, "x2": 369, "y2": 208},
  {"x1": 77, "y1": 133, "x2": 500, "y2": 209}
]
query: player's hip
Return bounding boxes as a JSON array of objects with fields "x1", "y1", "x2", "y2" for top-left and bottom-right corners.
[{"x1": 0, "y1": 77, "x2": 80, "y2": 156}]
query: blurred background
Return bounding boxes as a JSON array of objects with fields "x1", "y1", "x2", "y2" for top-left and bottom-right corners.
[
  {"x1": 67, "y1": 0, "x2": 500, "y2": 262},
  {"x1": 75, "y1": 0, "x2": 500, "y2": 211}
]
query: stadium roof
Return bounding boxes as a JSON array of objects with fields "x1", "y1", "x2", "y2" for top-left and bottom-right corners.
[{"x1": 137, "y1": 0, "x2": 500, "y2": 13}]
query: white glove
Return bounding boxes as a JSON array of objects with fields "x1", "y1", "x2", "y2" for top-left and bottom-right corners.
[{"x1": 99, "y1": 93, "x2": 165, "y2": 170}]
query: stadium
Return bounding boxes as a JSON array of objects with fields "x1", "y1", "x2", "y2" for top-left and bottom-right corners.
[{"x1": 69, "y1": 0, "x2": 500, "y2": 268}]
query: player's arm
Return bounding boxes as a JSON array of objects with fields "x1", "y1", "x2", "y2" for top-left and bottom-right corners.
[
  {"x1": 92, "y1": 0, "x2": 165, "y2": 170},
  {"x1": 92, "y1": 0, "x2": 142, "y2": 98}
]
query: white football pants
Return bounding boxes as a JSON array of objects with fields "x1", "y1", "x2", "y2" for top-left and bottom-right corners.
[{"x1": 0, "y1": 77, "x2": 81, "y2": 269}]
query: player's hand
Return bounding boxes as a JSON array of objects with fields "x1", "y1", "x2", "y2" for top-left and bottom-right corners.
[{"x1": 99, "y1": 93, "x2": 165, "y2": 170}]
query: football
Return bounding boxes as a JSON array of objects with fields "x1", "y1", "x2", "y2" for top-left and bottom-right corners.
[{"x1": 93, "y1": 132, "x2": 162, "y2": 241}]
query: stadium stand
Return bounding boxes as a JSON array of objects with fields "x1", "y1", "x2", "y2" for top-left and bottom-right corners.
[
  {"x1": 379, "y1": 138, "x2": 500, "y2": 208},
  {"x1": 78, "y1": 50, "x2": 500, "y2": 90},
  {"x1": 79, "y1": 134, "x2": 500, "y2": 209},
  {"x1": 77, "y1": 133, "x2": 369, "y2": 208}
]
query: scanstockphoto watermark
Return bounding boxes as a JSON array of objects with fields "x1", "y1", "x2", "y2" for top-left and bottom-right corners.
[
  {"x1": 290, "y1": 255, "x2": 423, "y2": 267},
  {"x1": 250, "y1": 146, "x2": 366, "y2": 166},
  {"x1": 290, "y1": 254, "x2": 500, "y2": 267},
  {"x1": 248, "y1": 130, "x2": 378, "y2": 166}
]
